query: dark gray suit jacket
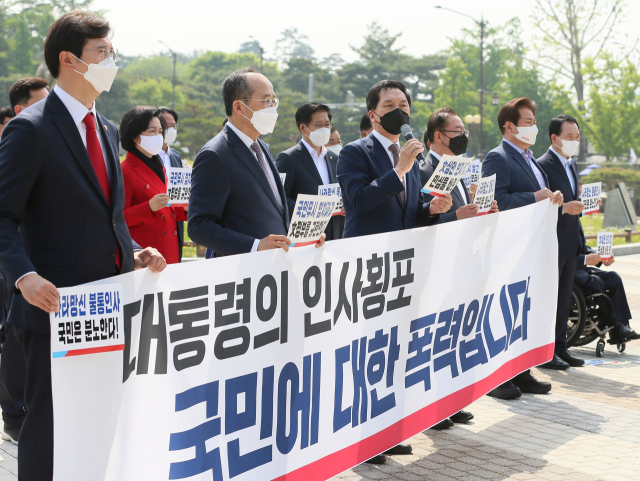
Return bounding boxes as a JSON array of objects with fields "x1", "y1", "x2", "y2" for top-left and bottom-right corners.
[
  {"x1": 275, "y1": 141, "x2": 344, "y2": 240},
  {"x1": 166, "y1": 147, "x2": 185, "y2": 260},
  {"x1": 419, "y1": 152, "x2": 471, "y2": 223}
]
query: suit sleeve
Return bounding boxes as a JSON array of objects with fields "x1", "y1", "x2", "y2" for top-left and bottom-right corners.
[
  {"x1": 481, "y1": 150, "x2": 536, "y2": 211},
  {"x1": 122, "y1": 167, "x2": 158, "y2": 226},
  {"x1": 0, "y1": 116, "x2": 41, "y2": 288},
  {"x1": 337, "y1": 143, "x2": 404, "y2": 215},
  {"x1": 275, "y1": 151, "x2": 296, "y2": 218},
  {"x1": 187, "y1": 148, "x2": 255, "y2": 255}
]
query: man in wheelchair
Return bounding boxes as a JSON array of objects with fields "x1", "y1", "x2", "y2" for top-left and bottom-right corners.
[{"x1": 575, "y1": 245, "x2": 639, "y2": 344}]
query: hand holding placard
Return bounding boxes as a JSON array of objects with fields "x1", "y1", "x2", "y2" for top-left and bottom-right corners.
[
  {"x1": 581, "y1": 182, "x2": 601, "y2": 216},
  {"x1": 475, "y1": 174, "x2": 496, "y2": 216},
  {"x1": 287, "y1": 194, "x2": 339, "y2": 247},
  {"x1": 166, "y1": 167, "x2": 192, "y2": 206},
  {"x1": 421, "y1": 154, "x2": 472, "y2": 197},
  {"x1": 597, "y1": 230, "x2": 613, "y2": 260}
]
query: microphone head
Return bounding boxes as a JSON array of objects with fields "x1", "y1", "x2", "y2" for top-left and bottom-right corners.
[{"x1": 400, "y1": 124, "x2": 412, "y2": 137}]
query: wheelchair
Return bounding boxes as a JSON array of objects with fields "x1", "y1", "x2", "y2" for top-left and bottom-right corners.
[{"x1": 566, "y1": 283, "x2": 626, "y2": 357}]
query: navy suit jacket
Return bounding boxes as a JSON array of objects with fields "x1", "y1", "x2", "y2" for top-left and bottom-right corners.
[
  {"x1": 537, "y1": 149, "x2": 583, "y2": 259},
  {"x1": 337, "y1": 134, "x2": 438, "y2": 238},
  {"x1": 275, "y1": 141, "x2": 344, "y2": 240},
  {"x1": 167, "y1": 147, "x2": 185, "y2": 260},
  {"x1": 481, "y1": 140, "x2": 549, "y2": 211},
  {"x1": 0, "y1": 91, "x2": 136, "y2": 333},
  {"x1": 419, "y1": 152, "x2": 471, "y2": 224},
  {"x1": 188, "y1": 124, "x2": 289, "y2": 256}
]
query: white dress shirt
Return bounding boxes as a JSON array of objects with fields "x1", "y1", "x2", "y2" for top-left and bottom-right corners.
[
  {"x1": 158, "y1": 146, "x2": 173, "y2": 171},
  {"x1": 227, "y1": 121, "x2": 280, "y2": 253},
  {"x1": 502, "y1": 139, "x2": 547, "y2": 189},
  {"x1": 370, "y1": 129, "x2": 404, "y2": 183},
  {"x1": 549, "y1": 147, "x2": 576, "y2": 197},
  {"x1": 17, "y1": 85, "x2": 112, "y2": 288},
  {"x1": 429, "y1": 150, "x2": 468, "y2": 205},
  {"x1": 301, "y1": 139, "x2": 330, "y2": 185}
]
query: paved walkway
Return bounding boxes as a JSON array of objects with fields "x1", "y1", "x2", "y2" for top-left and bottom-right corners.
[{"x1": 1, "y1": 255, "x2": 638, "y2": 480}]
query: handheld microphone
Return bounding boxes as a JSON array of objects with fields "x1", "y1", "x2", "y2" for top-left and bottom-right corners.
[{"x1": 400, "y1": 124, "x2": 426, "y2": 166}]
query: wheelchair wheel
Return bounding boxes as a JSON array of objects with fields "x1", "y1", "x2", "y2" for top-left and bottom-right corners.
[
  {"x1": 566, "y1": 285, "x2": 587, "y2": 347},
  {"x1": 617, "y1": 343, "x2": 626, "y2": 353},
  {"x1": 596, "y1": 339, "x2": 605, "y2": 357}
]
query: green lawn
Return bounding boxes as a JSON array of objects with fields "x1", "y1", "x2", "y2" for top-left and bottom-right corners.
[{"x1": 581, "y1": 214, "x2": 640, "y2": 247}]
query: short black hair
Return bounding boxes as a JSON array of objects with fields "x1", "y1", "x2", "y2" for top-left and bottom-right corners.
[
  {"x1": 0, "y1": 106, "x2": 14, "y2": 124},
  {"x1": 44, "y1": 10, "x2": 111, "y2": 78},
  {"x1": 222, "y1": 67, "x2": 260, "y2": 117},
  {"x1": 548, "y1": 114, "x2": 580, "y2": 140},
  {"x1": 330, "y1": 126, "x2": 338, "y2": 133},
  {"x1": 360, "y1": 113, "x2": 372, "y2": 131},
  {"x1": 425, "y1": 107, "x2": 458, "y2": 144},
  {"x1": 158, "y1": 106, "x2": 178, "y2": 124},
  {"x1": 366, "y1": 80, "x2": 411, "y2": 112},
  {"x1": 9, "y1": 77, "x2": 48, "y2": 113},
  {"x1": 295, "y1": 103, "x2": 332, "y2": 129},
  {"x1": 119, "y1": 106, "x2": 161, "y2": 152}
]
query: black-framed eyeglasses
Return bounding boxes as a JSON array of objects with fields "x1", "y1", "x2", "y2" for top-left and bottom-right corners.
[
  {"x1": 242, "y1": 98, "x2": 279, "y2": 109},
  {"x1": 437, "y1": 129, "x2": 470, "y2": 138}
]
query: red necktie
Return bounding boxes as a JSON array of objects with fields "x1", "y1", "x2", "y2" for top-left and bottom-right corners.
[{"x1": 83, "y1": 112, "x2": 120, "y2": 268}]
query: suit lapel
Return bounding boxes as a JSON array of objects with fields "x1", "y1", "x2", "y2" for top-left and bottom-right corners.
[
  {"x1": 128, "y1": 153, "x2": 167, "y2": 194},
  {"x1": 369, "y1": 135, "x2": 405, "y2": 209},
  {"x1": 48, "y1": 92, "x2": 109, "y2": 207},
  {"x1": 95, "y1": 113, "x2": 122, "y2": 204},
  {"x1": 326, "y1": 151, "x2": 338, "y2": 183},
  {"x1": 502, "y1": 141, "x2": 541, "y2": 189},
  {"x1": 548, "y1": 151, "x2": 574, "y2": 197},
  {"x1": 297, "y1": 142, "x2": 324, "y2": 185}
]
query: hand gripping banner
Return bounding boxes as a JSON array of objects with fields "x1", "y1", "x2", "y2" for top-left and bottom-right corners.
[{"x1": 51, "y1": 200, "x2": 558, "y2": 481}]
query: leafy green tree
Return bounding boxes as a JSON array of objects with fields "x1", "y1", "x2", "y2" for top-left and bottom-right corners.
[
  {"x1": 130, "y1": 77, "x2": 184, "y2": 107},
  {"x1": 433, "y1": 57, "x2": 477, "y2": 120},
  {"x1": 8, "y1": 16, "x2": 34, "y2": 74}
]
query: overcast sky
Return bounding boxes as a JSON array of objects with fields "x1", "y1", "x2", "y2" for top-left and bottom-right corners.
[{"x1": 93, "y1": 0, "x2": 639, "y2": 65}]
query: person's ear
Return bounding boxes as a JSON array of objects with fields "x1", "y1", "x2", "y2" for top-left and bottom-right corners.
[
  {"x1": 134, "y1": 135, "x2": 141, "y2": 145},
  {"x1": 233, "y1": 100, "x2": 245, "y2": 117},
  {"x1": 58, "y1": 50, "x2": 79, "y2": 74},
  {"x1": 369, "y1": 110, "x2": 377, "y2": 124},
  {"x1": 13, "y1": 105, "x2": 23, "y2": 116}
]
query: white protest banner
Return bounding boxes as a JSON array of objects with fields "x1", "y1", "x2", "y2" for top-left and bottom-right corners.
[
  {"x1": 581, "y1": 182, "x2": 601, "y2": 216},
  {"x1": 51, "y1": 283, "x2": 123, "y2": 358},
  {"x1": 421, "y1": 154, "x2": 472, "y2": 197},
  {"x1": 475, "y1": 174, "x2": 496, "y2": 216},
  {"x1": 597, "y1": 230, "x2": 613, "y2": 260},
  {"x1": 166, "y1": 167, "x2": 192, "y2": 206},
  {"x1": 463, "y1": 159, "x2": 482, "y2": 188},
  {"x1": 51, "y1": 200, "x2": 558, "y2": 481},
  {"x1": 279, "y1": 173, "x2": 286, "y2": 185},
  {"x1": 318, "y1": 183, "x2": 343, "y2": 215},
  {"x1": 287, "y1": 194, "x2": 338, "y2": 246}
]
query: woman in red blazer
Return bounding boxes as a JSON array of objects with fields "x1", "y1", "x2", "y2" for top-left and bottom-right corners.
[{"x1": 120, "y1": 106, "x2": 187, "y2": 264}]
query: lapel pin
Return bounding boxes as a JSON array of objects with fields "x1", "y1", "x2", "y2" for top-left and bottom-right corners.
[{"x1": 104, "y1": 125, "x2": 108, "y2": 131}]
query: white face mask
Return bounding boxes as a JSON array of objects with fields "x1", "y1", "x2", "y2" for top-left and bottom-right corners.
[
  {"x1": 327, "y1": 144, "x2": 342, "y2": 155},
  {"x1": 72, "y1": 54, "x2": 118, "y2": 93},
  {"x1": 305, "y1": 127, "x2": 331, "y2": 147},
  {"x1": 242, "y1": 102, "x2": 278, "y2": 135},
  {"x1": 164, "y1": 127, "x2": 177, "y2": 145},
  {"x1": 137, "y1": 134, "x2": 164, "y2": 156},
  {"x1": 513, "y1": 124, "x2": 538, "y2": 145},
  {"x1": 557, "y1": 138, "x2": 579, "y2": 157}
]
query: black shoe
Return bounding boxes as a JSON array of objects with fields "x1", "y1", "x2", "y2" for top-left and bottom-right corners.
[
  {"x1": 1, "y1": 424, "x2": 19, "y2": 446},
  {"x1": 365, "y1": 454, "x2": 386, "y2": 464},
  {"x1": 512, "y1": 370, "x2": 552, "y2": 394},
  {"x1": 615, "y1": 322, "x2": 636, "y2": 341},
  {"x1": 450, "y1": 410, "x2": 474, "y2": 423},
  {"x1": 487, "y1": 381, "x2": 521, "y2": 400},
  {"x1": 556, "y1": 349, "x2": 584, "y2": 367},
  {"x1": 384, "y1": 443, "x2": 412, "y2": 455},
  {"x1": 626, "y1": 331, "x2": 640, "y2": 340},
  {"x1": 539, "y1": 353, "x2": 570, "y2": 370},
  {"x1": 430, "y1": 418, "x2": 454, "y2": 430}
]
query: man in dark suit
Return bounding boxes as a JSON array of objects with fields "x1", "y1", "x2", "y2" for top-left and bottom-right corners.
[
  {"x1": 360, "y1": 113, "x2": 372, "y2": 138},
  {"x1": 537, "y1": 115, "x2": 592, "y2": 367},
  {"x1": 158, "y1": 106, "x2": 186, "y2": 261},
  {"x1": 0, "y1": 12, "x2": 166, "y2": 480},
  {"x1": 481, "y1": 97, "x2": 564, "y2": 400},
  {"x1": 276, "y1": 102, "x2": 344, "y2": 240},
  {"x1": 420, "y1": 107, "x2": 498, "y2": 223},
  {"x1": 576, "y1": 240, "x2": 638, "y2": 342},
  {"x1": 188, "y1": 68, "x2": 325, "y2": 256},
  {"x1": 0, "y1": 77, "x2": 51, "y2": 447},
  {"x1": 337, "y1": 80, "x2": 451, "y2": 464}
]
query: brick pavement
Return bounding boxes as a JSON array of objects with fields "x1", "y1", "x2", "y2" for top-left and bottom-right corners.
[{"x1": 0, "y1": 255, "x2": 638, "y2": 480}]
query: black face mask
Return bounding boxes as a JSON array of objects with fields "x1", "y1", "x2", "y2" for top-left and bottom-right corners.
[
  {"x1": 374, "y1": 108, "x2": 410, "y2": 135},
  {"x1": 444, "y1": 133, "x2": 469, "y2": 156}
]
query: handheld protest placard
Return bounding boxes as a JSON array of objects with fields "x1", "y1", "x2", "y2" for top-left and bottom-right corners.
[
  {"x1": 166, "y1": 166, "x2": 192, "y2": 207},
  {"x1": 581, "y1": 182, "x2": 601, "y2": 216},
  {"x1": 287, "y1": 194, "x2": 339, "y2": 246},
  {"x1": 318, "y1": 183, "x2": 343, "y2": 216},
  {"x1": 421, "y1": 154, "x2": 472, "y2": 197},
  {"x1": 597, "y1": 230, "x2": 613, "y2": 260},
  {"x1": 475, "y1": 174, "x2": 496, "y2": 216},
  {"x1": 463, "y1": 159, "x2": 481, "y2": 188}
]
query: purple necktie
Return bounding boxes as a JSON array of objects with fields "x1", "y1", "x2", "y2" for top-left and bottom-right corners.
[{"x1": 388, "y1": 144, "x2": 405, "y2": 205}]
